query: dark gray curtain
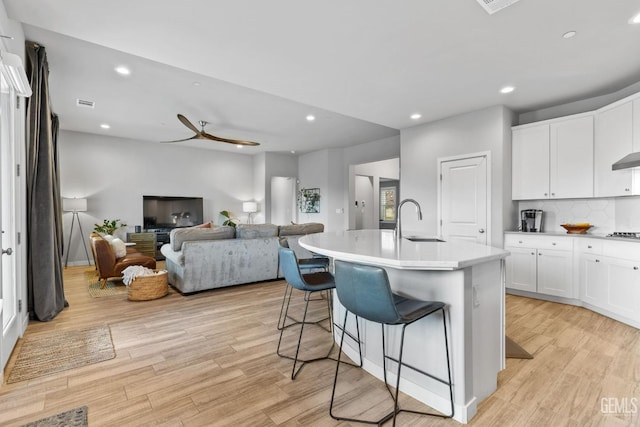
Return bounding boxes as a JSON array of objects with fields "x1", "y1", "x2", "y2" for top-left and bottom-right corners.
[{"x1": 25, "y1": 41, "x2": 65, "y2": 321}]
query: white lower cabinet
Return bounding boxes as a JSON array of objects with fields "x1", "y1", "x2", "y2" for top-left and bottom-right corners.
[
  {"x1": 506, "y1": 234, "x2": 640, "y2": 328},
  {"x1": 581, "y1": 253, "x2": 640, "y2": 323},
  {"x1": 505, "y1": 235, "x2": 573, "y2": 298}
]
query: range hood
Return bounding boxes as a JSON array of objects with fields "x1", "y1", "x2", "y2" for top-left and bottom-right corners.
[{"x1": 612, "y1": 152, "x2": 640, "y2": 170}]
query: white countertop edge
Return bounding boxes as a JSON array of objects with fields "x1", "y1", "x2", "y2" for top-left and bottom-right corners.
[
  {"x1": 504, "y1": 231, "x2": 640, "y2": 242},
  {"x1": 300, "y1": 234, "x2": 509, "y2": 270}
]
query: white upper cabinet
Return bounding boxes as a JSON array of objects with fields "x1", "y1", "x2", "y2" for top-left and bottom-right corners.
[
  {"x1": 595, "y1": 101, "x2": 634, "y2": 197},
  {"x1": 550, "y1": 115, "x2": 594, "y2": 199},
  {"x1": 512, "y1": 114, "x2": 594, "y2": 200},
  {"x1": 512, "y1": 124, "x2": 550, "y2": 200}
]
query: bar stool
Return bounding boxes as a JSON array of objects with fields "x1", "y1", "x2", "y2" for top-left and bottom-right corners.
[
  {"x1": 330, "y1": 260, "x2": 454, "y2": 426},
  {"x1": 276, "y1": 246, "x2": 336, "y2": 379},
  {"x1": 277, "y1": 237, "x2": 331, "y2": 330}
]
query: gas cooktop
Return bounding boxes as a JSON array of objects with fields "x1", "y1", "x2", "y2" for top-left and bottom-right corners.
[{"x1": 606, "y1": 232, "x2": 640, "y2": 239}]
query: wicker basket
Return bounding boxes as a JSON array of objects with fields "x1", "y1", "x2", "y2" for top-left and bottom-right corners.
[{"x1": 128, "y1": 270, "x2": 169, "y2": 301}]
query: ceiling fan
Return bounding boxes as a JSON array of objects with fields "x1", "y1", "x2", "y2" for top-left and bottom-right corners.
[{"x1": 163, "y1": 114, "x2": 259, "y2": 146}]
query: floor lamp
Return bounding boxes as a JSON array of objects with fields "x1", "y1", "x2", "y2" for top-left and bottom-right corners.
[
  {"x1": 63, "y1": 197, "x2": 91, "y2": 267},
  {"x1": 243, "y1": 201, "x2": 258, "y2": 224}
]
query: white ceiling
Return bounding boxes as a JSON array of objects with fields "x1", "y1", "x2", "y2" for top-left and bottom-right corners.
[{"x1": 3, "y1": 0, "x2": 640, "y2": 154}]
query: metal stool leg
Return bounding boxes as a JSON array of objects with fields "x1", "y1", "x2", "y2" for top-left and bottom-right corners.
[
  {"x1": 276, "y1": 288, "x2": 336, "y2": 380},
  {"x1": 330, "y1": 310, "x2": 393, "y2": 425}
]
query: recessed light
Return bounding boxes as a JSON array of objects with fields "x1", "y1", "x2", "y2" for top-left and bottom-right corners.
[
  {"x1": 630, "y1": 12, "x2": 640, "y2": 24},
  {"x1": 306, "y1": 115, "x2": 315, "y2": 122},
  {"x1": 410, "y1": 113, "x2": 421, "y2": 120},
  {"x1": 100, "y1": 124, "x2": 110, "y2": 129},
  {"x1": 562, "y1": 30, "x2": 577, "y2": 39},
  {"x1": 115, "y1": 66, "x2": 130, "y2": 75},
  {"x1": 500, "y1": 86, "x2": 515, "y2": 94},
  {"x1": 236, "y1": 145, "x2": 243, "y2": 149},
  {"x1": 290, "y1": 150, "x2": 296, "y2": 154},
  {"x1": 193, "y1": 82, "x2": 201, "y2": 86}
]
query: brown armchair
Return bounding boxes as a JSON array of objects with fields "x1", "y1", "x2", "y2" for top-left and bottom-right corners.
[{"x1": 90, "y1": 233, "x2": 156, "y2": 288}]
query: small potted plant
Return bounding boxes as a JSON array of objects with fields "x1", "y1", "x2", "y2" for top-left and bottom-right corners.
[
  {"x1": 94, "y1": 219, "x2": 127, "y2": 236},
  {"x1": 219, "y1": 210, "x2": 238, "y2": 228}
]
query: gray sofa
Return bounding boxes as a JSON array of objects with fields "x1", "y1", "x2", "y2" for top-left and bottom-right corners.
[{"x1": 160, "y1": 222, "x2": 324, "y2": 294}]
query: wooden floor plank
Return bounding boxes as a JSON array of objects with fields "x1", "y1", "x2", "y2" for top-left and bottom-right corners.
[{"x1": 0, "y1": 265, "x2": 638, "y2": 426}]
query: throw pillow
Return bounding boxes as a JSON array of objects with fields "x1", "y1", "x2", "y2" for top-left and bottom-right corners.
[
  {"x1": 279, "y1": 222, "x2": 324, "y2": 236},
  {"x1": 192, "y1": 222, "x2": 213, "y2": 229},
  {"x1": 105, "y1": 236, "x2": 127, "y2": 258},
  {"x1": 170, "y1": 225, "x2": 235, "y2": 251},
  {"x1": 236, "y1": 224, "x2": 279, "y2": 239}
]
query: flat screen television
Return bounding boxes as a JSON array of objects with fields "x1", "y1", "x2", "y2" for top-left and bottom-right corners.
[{"x1": 143, "y1": 195, "x2": 204, "y2": 230}]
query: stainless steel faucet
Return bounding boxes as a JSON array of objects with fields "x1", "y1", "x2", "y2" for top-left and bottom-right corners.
[{"x1": 394, "y1": 198, "x2": 422, "y2": 239}]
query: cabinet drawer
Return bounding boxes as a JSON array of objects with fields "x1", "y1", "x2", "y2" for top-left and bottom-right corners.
[
  {"x1": 574, "y1": 238, "x2": 603, "y2": 254},
  {"x1": 504, "y1": 234, "x2": 572, "y2": 251},
  {"x1": 602, "y1": 240, "x2": 640, "y2": 262}
]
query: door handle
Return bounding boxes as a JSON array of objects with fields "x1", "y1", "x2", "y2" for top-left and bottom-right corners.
[
  {"x1": 478, "y1": 228, "x2": 485, "y2": 234},
  {"x1": 2, "y1": 247, "x2": 13, "y2": 256}
]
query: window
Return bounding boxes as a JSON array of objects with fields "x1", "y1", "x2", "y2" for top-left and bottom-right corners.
[{"x1": 380, "y1": 186, "x2": 396, "y2": 221}]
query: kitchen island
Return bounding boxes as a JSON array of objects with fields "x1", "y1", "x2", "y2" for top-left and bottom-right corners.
[{"x1": 299, "y1": 229, "x2": 510, "y2": 423}]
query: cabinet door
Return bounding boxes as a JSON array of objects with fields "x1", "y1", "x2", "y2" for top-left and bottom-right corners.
[
  {"x1": 607, "y1": 258, "x2": 640, "y2": 322},
  {"x1": 537, "y1": 249, "x2": 573, "y2": 297},
  {"x1": 512, "y1": 125, "x2": 550, "y2": 200},
  {"x1": 506, "y1": 247, "x2": 537, "y2": 292},
  {"x1": 582, "y1": 254, "x2": 607, "y2": 309},
  {"x1": 595, "y1": 102, "x2": 633, "y2": 197},
  {"x1": 549, "y1": 115, "x2": 594, "y2": 198}
]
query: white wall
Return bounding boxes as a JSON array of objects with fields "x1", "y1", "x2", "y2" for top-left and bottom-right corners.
[
  {"x1": 297, "y1": 136, "x2": 401, "y2": 232},
  {"x1": 297, "y1": 150, "x2": 330, "y2": 228},
  {"x1": 349, "y1": 157, "x2": 400, "y2": 230},
  {"x1": 60, "y1": 130, "x2": 255, "y2": 264},
  {"x1": 400, "y1": 105, "x2": 516, "y2": 247},
  {"x1": 519, "y1": 81, "x2": 640, "y2": 125}
]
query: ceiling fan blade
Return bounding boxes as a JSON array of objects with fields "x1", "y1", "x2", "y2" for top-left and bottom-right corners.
[
  {"x1": 177, "y1": 114, "x2": 201, "y2": 134},
  {"x1": 160, "y1": 135, "x2": 198, "y2": 143},
  {"x1": 202, "y1": 132, "x2": 260, "y2": 146}
]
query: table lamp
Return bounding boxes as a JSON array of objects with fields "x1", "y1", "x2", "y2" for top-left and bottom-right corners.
[{"x1": 242, "y1": 201, "x2": 258, "y2": 224}]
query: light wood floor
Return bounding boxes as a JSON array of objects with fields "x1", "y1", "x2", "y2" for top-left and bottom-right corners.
[{"x1": 0, "y1": 265, "x2": 638, "y2": 426}]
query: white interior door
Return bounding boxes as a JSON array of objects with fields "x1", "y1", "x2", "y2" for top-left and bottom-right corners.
[
  {"x1": 354, "y1": 175, "x2": 374, "y2": 229},
  {"x1": 440, "y1": 154, "x2": 489, "y2": 244},
  {"x1": 1, "y1": 72, "x2": 20, "y2": 372},
  {"x1": 270, "y1": 176, "x2": 296, "y2": 225}
]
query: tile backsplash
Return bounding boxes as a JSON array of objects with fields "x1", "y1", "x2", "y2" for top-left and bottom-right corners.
[{"x1": 517, "y1": 198, "x2": 628, "y2": 236}]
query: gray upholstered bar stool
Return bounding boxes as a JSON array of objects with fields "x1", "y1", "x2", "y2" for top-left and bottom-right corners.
[
  {"x1": 330, "y1": 260, "x2": 454, "y2": 426},
  {"x1": 277, "y1": 237, "x2": 330, "y2": 330},
  {"x1": 276, "y1": 245, "x2": 336, "y2": 379}
]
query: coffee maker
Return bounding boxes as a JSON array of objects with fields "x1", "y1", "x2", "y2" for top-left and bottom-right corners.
[{"x1": 521, "y1": 209, "x2": 543, "y2": 232}]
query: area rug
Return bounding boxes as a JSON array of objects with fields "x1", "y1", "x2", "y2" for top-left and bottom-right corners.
[
  {"x1": 505, "y1": 336, "x2": 533, "y2": 359},
  {"x1": 85, "y1": 269, "x2": 127, "y2": 297},
  {"x1": 7, "y1": 326, "x2": 115, "y2": 384},
  {"x1": 20, "y1": 406, "x2": 88, "y2": 427}
]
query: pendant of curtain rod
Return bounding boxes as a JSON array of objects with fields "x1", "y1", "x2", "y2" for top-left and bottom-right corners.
[{"x1": 0, "y1": 35, "x2": 14, "y2": 40}]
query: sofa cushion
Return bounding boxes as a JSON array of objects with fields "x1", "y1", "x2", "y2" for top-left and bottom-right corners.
[
  {"x1": 279, "y1": 222, "x2": 324, "y2": 236},
  {"x1": 236, "y1": 224, "x2": 279, "y2": 239},
  {"x1": 170, "y1": 225, "x2": 235, "y2": 251}
]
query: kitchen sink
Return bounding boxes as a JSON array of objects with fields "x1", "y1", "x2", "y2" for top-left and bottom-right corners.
[{"x1": 404, "y1": 237, "x2": 445, "y2": 242}]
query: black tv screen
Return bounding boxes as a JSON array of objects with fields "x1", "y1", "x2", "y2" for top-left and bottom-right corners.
[{"x1": 143, "y1": 195, "x2": 204, "y2": 230}]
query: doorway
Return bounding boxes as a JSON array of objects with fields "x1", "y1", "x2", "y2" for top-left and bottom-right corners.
[
  {"x1": 270, "y1": 176, "x2": 297, "y2": 225},
  {"x1": 1, "y1": 70, "x2": 22, "y2": 371},
  {"x1": 354, "y1": 175, "x2": 374, "y2": 229},
  {"x1": 438, "y1": 153, "x2": 490, "y2": 245}
]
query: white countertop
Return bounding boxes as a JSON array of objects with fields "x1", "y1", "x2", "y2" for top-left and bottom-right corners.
[
  {"x1": 504, "y1": 231, "x2": 640, "y2": 242},
  {"x1": 299, "y1": 229, "x2": 509, "y2": 270}
]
